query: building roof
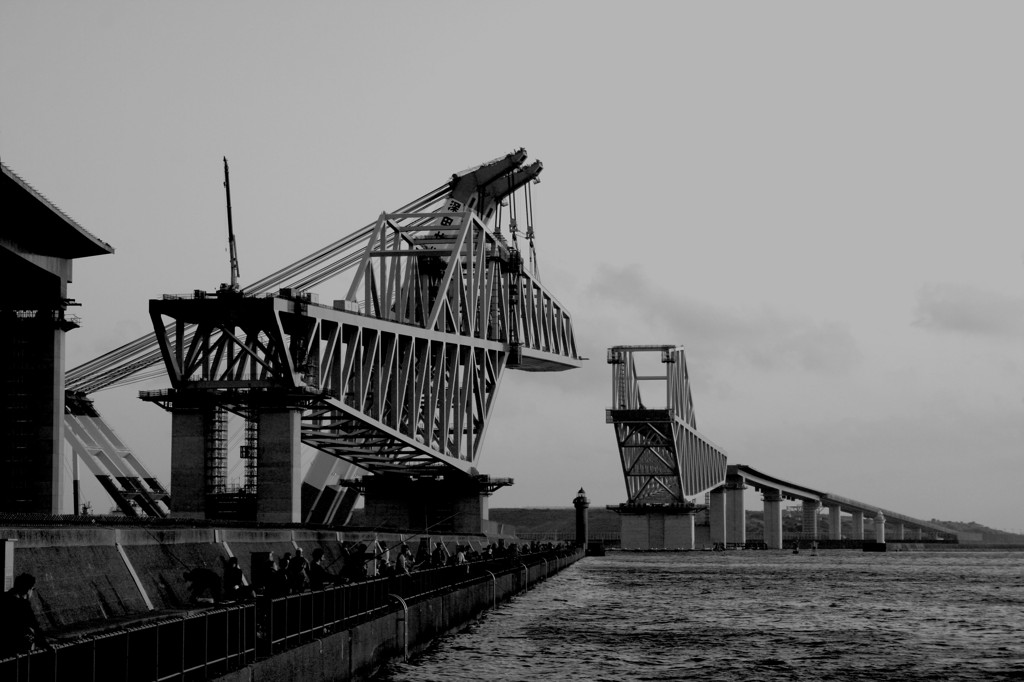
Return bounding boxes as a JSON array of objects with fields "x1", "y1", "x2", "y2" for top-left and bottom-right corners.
[{"x1": 2, "y1": 161, "x2": 114, "y2": 258}]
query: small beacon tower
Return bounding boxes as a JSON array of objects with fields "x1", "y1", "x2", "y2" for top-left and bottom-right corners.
[{"x1": 573, "y1": 487, "x2": 590, "y2": 549}]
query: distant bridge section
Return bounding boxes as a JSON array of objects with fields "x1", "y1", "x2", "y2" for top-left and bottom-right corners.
[{"x1": 710, "y1": 464, "x2": 958, "y2": 549}]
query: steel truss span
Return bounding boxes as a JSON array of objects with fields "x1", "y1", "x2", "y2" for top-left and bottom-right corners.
[
  {"x1": 607, "y1": 345, "x2": 727, "y2": 503},
  {"x1": 68, "y1": 150, "x2": 582, "y2": 518},
  {"x1": 131, "y1": 151, "x2": 582, "y2": 524}
]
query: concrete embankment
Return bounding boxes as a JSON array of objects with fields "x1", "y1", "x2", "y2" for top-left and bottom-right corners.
[
  {"x1": 0, "y1": 524, "x2": 518, "y2": 635},
  {"x1": 215, "y1": 550, "x2": 583, "y2": 682}
]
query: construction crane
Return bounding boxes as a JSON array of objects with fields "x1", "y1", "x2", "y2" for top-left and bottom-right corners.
[{"x1": 65, "y1": 150, "x2": 580, "y2": 522}]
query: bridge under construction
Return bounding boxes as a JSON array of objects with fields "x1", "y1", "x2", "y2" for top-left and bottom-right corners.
[
  {"x1": 605, "y1": 344, "x2": 957, "y2": 549},
  {"x1": 4, "y1": 150, "x2": 582, "y2": 535}
]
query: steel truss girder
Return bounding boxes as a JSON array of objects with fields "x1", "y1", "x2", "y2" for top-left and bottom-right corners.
[
  {"x1": 348, "y1": 209, "x2": 579, "y2": 371},
  {"x1": 607, "y1": 345, "x2": 727, "y2": 502},
  {"x1": 149, "y1": 296, "x2": 511, "y2": 475}
]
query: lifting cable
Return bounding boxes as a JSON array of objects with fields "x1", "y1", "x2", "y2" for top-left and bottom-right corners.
[
  {"x1": 525, "y1": 180, "x2": 538, "y2": 278},
  {"x1": 507, "y1": 171, "x2": 519, "y2": 248}
]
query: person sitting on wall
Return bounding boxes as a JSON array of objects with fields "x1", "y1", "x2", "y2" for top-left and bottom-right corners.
[
  {"x1": 183, "y1": 567, "x2": 222, "y2": 604},
  {"x1": 0, "y1": 573, "x2": 47, "y2": 656}
]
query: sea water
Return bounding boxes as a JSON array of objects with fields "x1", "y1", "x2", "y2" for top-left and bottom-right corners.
[{"x1": 376, "y1": 550, "x2": 1024, "y2": 681}]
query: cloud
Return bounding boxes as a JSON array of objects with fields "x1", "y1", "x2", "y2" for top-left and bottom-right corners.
[
  {"x1": 582, "y1": 263, "x2": 862, "y2": 373},
  {"x1": 913, "y1": 283, "x2": 1024, "y2": 337}
]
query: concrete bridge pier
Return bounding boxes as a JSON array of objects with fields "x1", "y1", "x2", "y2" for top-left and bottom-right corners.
[
  {"x1": 360, "y1": 474, "x2": 495, "y2": 535},
  {"x1": 170, "y1": 408, "x2": 208, "y2": 519},
  {"x1": 256, "y1": 408, "x2": 303, "y2": 524},
  {"x1": 615, "y1": 505, "x2": 699, "y2": 550},
  {"x1": 828, "y1": 505, "x2": 842, "y2": 540},
  {"x1": 762, "y1": 489, "x2": 784, "y2": 549},
  {"x1": 895, "y1": 523, "x2": 905, "y2": 541},
  {"x1": 726, "y1": 475, "x2": 747, "y2": 546},
  {"x1": 802, "y1": 500, "x2": 821, "y2": 539},
  {"x1": 709, "y1": 486, "x2": 727, "y2": 546},
  {"x1": 850, "y1": 510, "x2": 865, "y2": 540},
  {"x1": 874, "y1": 511, "x2": 886, "y2": 543}
]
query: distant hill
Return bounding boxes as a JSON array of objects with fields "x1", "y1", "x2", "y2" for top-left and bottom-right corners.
[
  {"x1": 489, "y1": 508, "x2": 620, "y2": 536},
  {"x1": 348, "y1": 508, "x2": 1024, "y2": 544}
]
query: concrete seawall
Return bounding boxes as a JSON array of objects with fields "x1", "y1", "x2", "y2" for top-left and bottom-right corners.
[
  {"x1": 0, "y1": 525, "x2": 519, "y2": 634},
  {"x1": 214, "y1": 551, "x2": 583, "y2": 682}
]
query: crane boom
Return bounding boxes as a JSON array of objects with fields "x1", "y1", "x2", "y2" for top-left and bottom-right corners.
[{"x1": 223, "y1": 156, "x2": 240, "y2": 289}]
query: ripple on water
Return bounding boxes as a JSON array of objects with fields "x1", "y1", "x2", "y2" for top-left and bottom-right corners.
[{"x1": 374, "y1": 551, "x2": 1024, "y2": 682}]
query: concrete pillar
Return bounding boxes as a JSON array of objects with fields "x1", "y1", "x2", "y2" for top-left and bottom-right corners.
[
  {"x1": 726, "y1": 477, "x2": 746, "y2": 546},
  {"x1": 170, "y1": 409, "x2": 207, "y2": 519},
  {"x1": 912, "y1": 527, "x2": 922, "y2": 540},
  {"x1": 362, "y1": 475, "x2": 490, "y2": 534},
  {"x1": 257, "y1": 409, "x2": 303, "y2": 524},
  {"x1": 1, "y1": 539, "x2": 15, "y2": 591},
  {"x1": 573, "y1": 488, "x2": 589, "y2": 548},
  {"x1": 802, "y1": 500, "x2": 821, "y2": 539},
  {"x1": 874, "y1": 511, "x2": 886, "y2": 543},
  {"x1": 620, "y1": 515, "x2": 649, "y2": 550},
  {"x1": 709, "y1": 486, "x2": 727, "y2": 546},
  {"x1": 665, "y1": 513, "x2": 696, "y2": 550},
  {"x1": 850, "y1": 510, "x2": 864, "y2": 540},
  {"x1": 829, "y1": 505, "x2": 843, "y2": 540},
  {"x1": 763, "y1": 488, "x2": 784, "y2": 550},
  {"x1": 895, "y1": 523, "x2": 905, "y2": 541}
]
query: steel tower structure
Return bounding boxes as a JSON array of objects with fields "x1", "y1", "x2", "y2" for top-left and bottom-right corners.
[
  {"x1": 65, "y1": 150, "x2": 582, "y2": 525},
  {"x1": 607, "y1": 345, "x2": 727, "y2": 505}
]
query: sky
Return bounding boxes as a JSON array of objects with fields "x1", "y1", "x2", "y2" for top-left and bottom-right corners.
[{"x1": 2, "y1": 2, "x2": 1022, "y2": 531}]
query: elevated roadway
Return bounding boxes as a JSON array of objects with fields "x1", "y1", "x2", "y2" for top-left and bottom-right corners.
[{"x1": 711, "y1": 464, "x2": 958, "y2": 549}]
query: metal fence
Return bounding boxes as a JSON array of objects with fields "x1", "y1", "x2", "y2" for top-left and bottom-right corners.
[{"x1": 0, "y1": 550, "x2": 578, "y2": 682}]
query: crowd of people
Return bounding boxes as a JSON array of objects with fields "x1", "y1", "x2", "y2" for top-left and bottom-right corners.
[
  {"x1": 183, "y1": 539, "x2": 569, "y2": 604},
  {"x1": 0, "y1": 540, "x2": 570, "y2": 658}
]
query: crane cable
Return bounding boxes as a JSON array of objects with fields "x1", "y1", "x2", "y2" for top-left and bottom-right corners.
[{"x1": 525, "y1": 180, "x2": 538, "y2": 278}]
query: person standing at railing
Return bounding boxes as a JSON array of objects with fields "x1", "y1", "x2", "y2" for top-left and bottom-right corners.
[
  {"x1": 0, "y1": 573, "x2": 47, "y2": 657},
  {"x1": 222, "y1": 556, "x2": 252, "y2": 601},
  {"x1": 288, "y1": 548, "x2": 310, "y2": 593},
  {"x1": 309, "y1": 548, "x2": 335, "y2": 589},
  {"x1": 396, "y1": 546, "x2": 413, "y2": 576}
]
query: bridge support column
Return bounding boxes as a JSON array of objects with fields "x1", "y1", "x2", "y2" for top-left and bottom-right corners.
[
  {"x1": 614, "y1": 505, "x2": 697, "y2": 550},
  {"x1": 256, "y1": 408, "x2": 302, "y2": 524},
  {"x1": 709, "y1": 486, "x2": 727, "y2": 546},
  {"x1": 361, "y1": 475, "x2": 494, "y2": 534},
  {"x1": 873, "y1": 511, "x2": 886, "y2": 544},
  {"x1": 912, "y1": 527, "x2": 922, "y2": 540},
  {"x1": 828, "y1": 505, "x2": 843, "y2": 540},
  {"x1": 896, "y1": 523, "x2": 905, "y2": 541},
  {"x1": 802, "y1": 500, "x2": 821, "y2": 539},
  {"x1": 850, "y1": 511, "x2": 864, "y2": 540},
  {"x1": 726, "y1": 476, "x2": 746, "y2": 546},
  {"x1": 762, "y1": 489, "x2": 784, "y2": 550},
  {"x1": 170, "y1": 409, "x2": 207, "y2": 519}
]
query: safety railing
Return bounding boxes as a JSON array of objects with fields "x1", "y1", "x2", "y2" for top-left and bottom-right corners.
[{"x1": 0, "y1": 549, "x2": 580, "y2": 682}]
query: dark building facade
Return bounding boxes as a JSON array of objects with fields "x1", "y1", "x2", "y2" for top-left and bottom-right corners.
[{"x1": 0, "y1": 162, "x2": 113, "y2": 513}]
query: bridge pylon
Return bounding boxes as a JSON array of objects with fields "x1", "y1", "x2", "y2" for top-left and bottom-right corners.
[{"x1": 605, "y1": 345, "x2": 728, "y2": 549}]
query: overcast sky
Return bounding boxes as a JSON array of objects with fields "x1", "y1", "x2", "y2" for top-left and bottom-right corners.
[{"x1": 2, "y1": 2, "x2": 1022, "y2": 531}]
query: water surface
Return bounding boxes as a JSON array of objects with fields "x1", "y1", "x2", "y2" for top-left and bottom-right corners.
[{"x1": 377, "y1": 550, "x2": 1024, "y2": 681}]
